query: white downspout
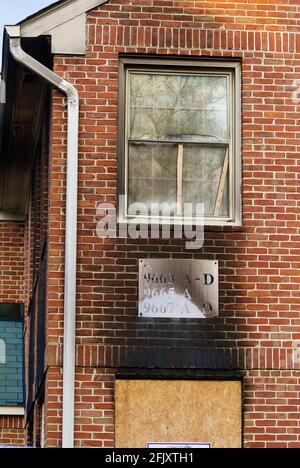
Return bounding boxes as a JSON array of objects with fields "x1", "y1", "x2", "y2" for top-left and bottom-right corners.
[{"x1": 7, "y1": 26, "x2": 78, "y2": 449}]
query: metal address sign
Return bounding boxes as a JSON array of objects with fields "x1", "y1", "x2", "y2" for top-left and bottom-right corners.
[{"x1": 139, "y1": 259, "x2": 218, "y2": 319}]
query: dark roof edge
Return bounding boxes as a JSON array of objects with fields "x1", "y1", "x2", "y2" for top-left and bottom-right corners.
[
  {"x1": 0, "y1": 30, "x2": 10, "y2": 154},
  {"x1": 17, "y1": 0, "x2": 66, "y2": 26}
]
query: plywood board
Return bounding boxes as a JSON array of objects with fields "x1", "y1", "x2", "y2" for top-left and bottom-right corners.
[{"x1": 115, "y1": 380, "x2": 242, "y2": 448}]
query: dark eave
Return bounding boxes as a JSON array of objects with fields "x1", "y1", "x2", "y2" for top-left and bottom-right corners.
[
  {"x1": 0, "y1": 34, "x2": 51, "y2": 221},
  {"x1": 0, "y1": 1, "x2": 107, "y2": 221}
]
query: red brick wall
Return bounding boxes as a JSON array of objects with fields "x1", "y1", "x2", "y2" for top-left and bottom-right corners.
[
  {"x1": 0, "y1": 223, "x2": 25, "y2": 302},
  {"x1": 0, "y1": 416, "x2": 25, "y2": 447},
  {"x1": 44, "y1": 0, "x2": 300, "y2": 448},
  {"x1": 244, "y1": 371, "x2": 300, "y2": 448}
]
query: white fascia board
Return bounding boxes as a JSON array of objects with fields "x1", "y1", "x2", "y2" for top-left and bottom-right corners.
[
  {"x1": 4, "y1": 26, "x2": 21, "y2": 38},
  {"x1": 19, "y1": 0, "x2": 108, "y2": 55},
  {"x1": 0, "y1": 407, "x2": 25, "y2": 416}
]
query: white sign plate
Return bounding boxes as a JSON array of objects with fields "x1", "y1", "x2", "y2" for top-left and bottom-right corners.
[
  {"x1": 147, "y1": 442, "x2": 212, "y2": 448},
  {"x1": 139, "y1": 259, "x2": 218, "y2": 319}
]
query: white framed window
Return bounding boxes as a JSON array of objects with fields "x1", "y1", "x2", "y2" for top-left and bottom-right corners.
[{"x1": 118, "y1": 58, "x2": 242, "y2": 226}]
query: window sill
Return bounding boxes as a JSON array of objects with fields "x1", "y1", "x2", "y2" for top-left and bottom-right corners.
[
  {"x1": 117, "y1": 217, "x2": 243, "y2": 230},
  {"x1": 0, "y1": 406, "x2": 25, "y2": 416}
]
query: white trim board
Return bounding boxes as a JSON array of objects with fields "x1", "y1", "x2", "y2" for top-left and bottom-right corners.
[{"x1": 0, "y1": 407, "x2": 25, "y2": 416}]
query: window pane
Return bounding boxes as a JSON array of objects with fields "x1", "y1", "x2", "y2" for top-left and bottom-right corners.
[
  {"x1": 130, "y1": 74, "x2": 154, "y2": 108},
  {"x1": 182, "y1": 145, "x2": 229, "y2": 217},
  {"x1": 128, "y1": 143, "x2": 177, "y2": 212},
  {"x1": 130, "y1": 109, "x2": 155, "y2": 140},
  {"x1": 203, "y1": 76, "x2": 228, "y2": 111},
  {"x1": 203, "y1": 110, "x2": 228, "y2": 141},
  {"x1": 0, "y1": 304, "x2": 24, "y2": 406},
  {"x1": 128, "y1": 142, "x2": 229, "y2": 218},
  {"x1": 153, "y1": 74, "x2": 179, "y2": 109},
  {"x1": 127, "y1": 69, "x2": 234, "y2": 221},
  {"x1": 129, "y1": 73, "x2": 229, "y2": 142}
]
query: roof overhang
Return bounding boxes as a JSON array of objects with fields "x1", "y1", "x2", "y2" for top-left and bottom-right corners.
[
  {"x1": 0, "y1": 33, "x2": 51, "y2": 221},
  {"x1": 19, "y1": 0, "x2": 108, "y2": 55}
]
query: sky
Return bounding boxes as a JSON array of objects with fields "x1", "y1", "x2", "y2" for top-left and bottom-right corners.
[{"x1": 0, "y1": 0, "x2": 56, "y2": 61}]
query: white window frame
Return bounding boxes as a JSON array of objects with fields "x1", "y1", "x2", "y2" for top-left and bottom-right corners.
[{"x1": 118, "y1": 57, "x2": 242, "y2": 227}]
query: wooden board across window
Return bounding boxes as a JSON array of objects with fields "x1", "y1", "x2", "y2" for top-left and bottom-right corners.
[{"x1": 115, "y1": 380, "x2": 242, "y2": 448}]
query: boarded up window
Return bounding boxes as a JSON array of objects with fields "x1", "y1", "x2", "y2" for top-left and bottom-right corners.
[{"x1": 115, "y1": 380, "x2": 242, "y2": 448}]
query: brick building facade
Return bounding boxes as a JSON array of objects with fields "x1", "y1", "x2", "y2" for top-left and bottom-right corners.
[{"x1": 0, "y1": 0, "x2": 300, "y2": 448}]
